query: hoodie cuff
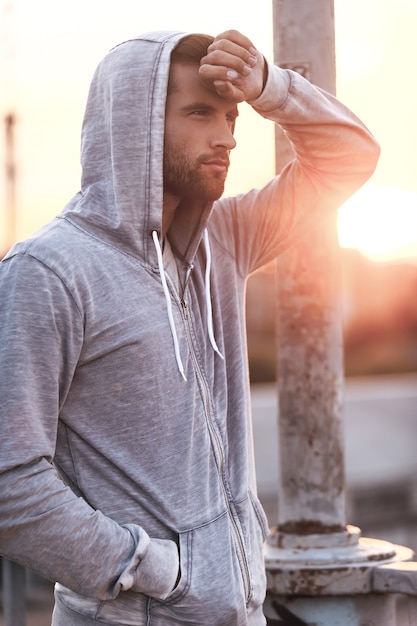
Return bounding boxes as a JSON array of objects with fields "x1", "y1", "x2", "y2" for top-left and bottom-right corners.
[
  {"x1": 130, "y1": 537, "x2": 179, "y2": 599},
  {"x1": 247, "y1": 62, "x2": 291, "y2": 112},
  {"x1": 118, "y1": 526, "x2": 179, "y2": 600}
]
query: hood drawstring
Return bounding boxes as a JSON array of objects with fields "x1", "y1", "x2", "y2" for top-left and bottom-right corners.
[
  {"x1": 152, "y1": 228, "x2": 224, "y2": 381},
  {"x1": 203, "y1": 229, "x2": 224, "y2": 360},
  {"x1": 152, "y1": 230, "x2": 187, "y2": 381}
]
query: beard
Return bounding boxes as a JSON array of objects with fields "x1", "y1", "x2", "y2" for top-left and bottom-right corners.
[{"x1": 163, "y1": 141, "x2": 228, "y2": 203}]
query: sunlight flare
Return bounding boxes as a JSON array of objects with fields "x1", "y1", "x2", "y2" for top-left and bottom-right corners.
[{"x1": 338, "y1": 186, "x2": 417, "y2": 261}]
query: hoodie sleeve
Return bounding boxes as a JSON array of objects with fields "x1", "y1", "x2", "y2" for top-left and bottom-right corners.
[
  {"x1": 0, "y1": 251, "x2": 179, "y2": 600},
  {"x1": 212, "y1": 63, "x2": 380, "y2": 275}
]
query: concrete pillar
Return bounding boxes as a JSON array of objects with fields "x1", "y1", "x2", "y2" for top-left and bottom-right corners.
[{"x1": 271, "y1": 0, "x2": 345, "y2": 551}]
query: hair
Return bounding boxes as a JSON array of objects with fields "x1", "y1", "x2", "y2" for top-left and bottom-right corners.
[
  {"x1": 171, "y1": 33, "x2": 214, "y2": 66},
  {"x1": 167, "y1": 34, "x2": 214, "y2": 94}
]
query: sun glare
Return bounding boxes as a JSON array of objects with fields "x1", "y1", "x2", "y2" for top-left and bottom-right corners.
[{"x1": 338, "y1": 186, "x2": 417, "y2": 262}]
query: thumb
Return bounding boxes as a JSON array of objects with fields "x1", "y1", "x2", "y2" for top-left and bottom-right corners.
[{"x1": 213, "y1": 80, "x2": 243, "y2": 102}]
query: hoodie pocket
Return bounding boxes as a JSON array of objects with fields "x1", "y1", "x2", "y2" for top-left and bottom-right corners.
[{"x1": 149, "y1": 511, "x2": 251, "y2": 625}]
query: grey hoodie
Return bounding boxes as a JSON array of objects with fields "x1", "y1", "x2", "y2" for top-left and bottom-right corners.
[{"x1": 0, "y1": 31, "x2": 379, "y2": 625}]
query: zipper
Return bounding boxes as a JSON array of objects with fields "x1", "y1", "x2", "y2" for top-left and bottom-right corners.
[
  {"x1": 179, "y1": 291, "x2": 252, "y2": 603},
  {"x1": 180, "y1": 299, "x2": 188, "y2": 321}
]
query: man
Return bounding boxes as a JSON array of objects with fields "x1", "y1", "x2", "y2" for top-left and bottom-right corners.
[{"x1": 0, "y1": 30, "x2": 379, "y2": 625}]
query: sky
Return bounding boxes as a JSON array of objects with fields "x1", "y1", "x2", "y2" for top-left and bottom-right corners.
[{"x1": 1, "y1": 0, "x2": 417, "y2": 259}]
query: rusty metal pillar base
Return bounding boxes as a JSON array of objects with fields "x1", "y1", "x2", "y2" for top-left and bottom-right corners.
[{"x1": 264, "y1": 524, "x2": 414, "y2": 625}]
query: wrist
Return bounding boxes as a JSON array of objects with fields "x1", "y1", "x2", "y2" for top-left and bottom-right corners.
[
  {"x1": 248, "y1": 63, "x2": 290, "y2": 108},
  {"x1": 249, "y1": 56, "x2": 268, "y2": 102},
  {"x1": 260, "y1": 56, "x2": 268, "y2": 95}
]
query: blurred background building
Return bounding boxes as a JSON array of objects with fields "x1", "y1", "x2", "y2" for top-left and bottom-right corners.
[{"x1": 247, "y1": 248, "x2": 417, "y2": 383}]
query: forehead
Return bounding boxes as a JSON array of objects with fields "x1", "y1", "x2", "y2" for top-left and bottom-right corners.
[{"x1": 166, "y1": 63, "x2": 238, "y2": 115}]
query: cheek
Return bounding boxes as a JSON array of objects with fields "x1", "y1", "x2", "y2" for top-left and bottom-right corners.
[{"x1": 165, "y1": 130, "x2": 201, "y2": 165}]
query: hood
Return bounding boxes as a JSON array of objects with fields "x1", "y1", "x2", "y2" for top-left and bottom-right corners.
[{"x1": 61, "y1": 30, "x2": 213, "y2": 270}]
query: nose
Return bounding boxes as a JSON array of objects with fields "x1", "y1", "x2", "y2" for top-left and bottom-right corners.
[{"x1": 210, "y1": 121, "x2": 237, "y2": 151}]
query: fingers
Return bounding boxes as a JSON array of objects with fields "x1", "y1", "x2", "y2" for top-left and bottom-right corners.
[
  {"x1": 199, "y1": 30, "x2": 264, "y2": 102},
  {"x1": 208, "y1": 30, "x2": 258, "y2": 64},
  {"x1": 211, "y1": 80, "x2": 244, "y2": 101},
  {"x1": 204, "y1": 40, "x2": 258, "y2": 75},
  {"x1": 200, "y1": 30, "x2": 259, "y2": 82}
]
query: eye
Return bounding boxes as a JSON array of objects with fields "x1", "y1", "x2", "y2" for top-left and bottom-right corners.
[{"x1": 190, "y1": 109, "x2": 210, "y2": 118}]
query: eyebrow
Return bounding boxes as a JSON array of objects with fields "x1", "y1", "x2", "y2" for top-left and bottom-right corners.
[{"x1": 180, "y1": 102, "x2": 239, "y2": 119}]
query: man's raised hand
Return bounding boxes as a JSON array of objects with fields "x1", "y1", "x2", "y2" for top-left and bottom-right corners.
[{"x1": 199, "y1": 30, "x2": 265, "y2": 102}]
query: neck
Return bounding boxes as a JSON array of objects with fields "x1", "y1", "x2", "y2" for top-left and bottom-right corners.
[{"x1": 162, "y1": 191, "x2": 180, "y2": 238}]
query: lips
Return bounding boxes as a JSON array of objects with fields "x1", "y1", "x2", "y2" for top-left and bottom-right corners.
[{"x1": 202, "y1": 158, "x2": 229, "y2": 172}]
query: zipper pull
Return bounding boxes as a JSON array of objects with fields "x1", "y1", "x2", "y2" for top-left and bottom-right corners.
[{"x1": 181, "y1": 299, "x2": 188, "y2": 320}]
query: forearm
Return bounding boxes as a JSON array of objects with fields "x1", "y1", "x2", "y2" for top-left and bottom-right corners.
[
  {"x1": 0, "y1": 459, "x2": 178, "y2": 600},
  {"x1": 212, "y1": 64, "x2": 379, "y2": 275},
  {"x1": 249, "y1": 63, "x2": 380, "y2": 200},
  {"x1": 0, "y1": 459, "x2": 133, "y2": 597}
]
